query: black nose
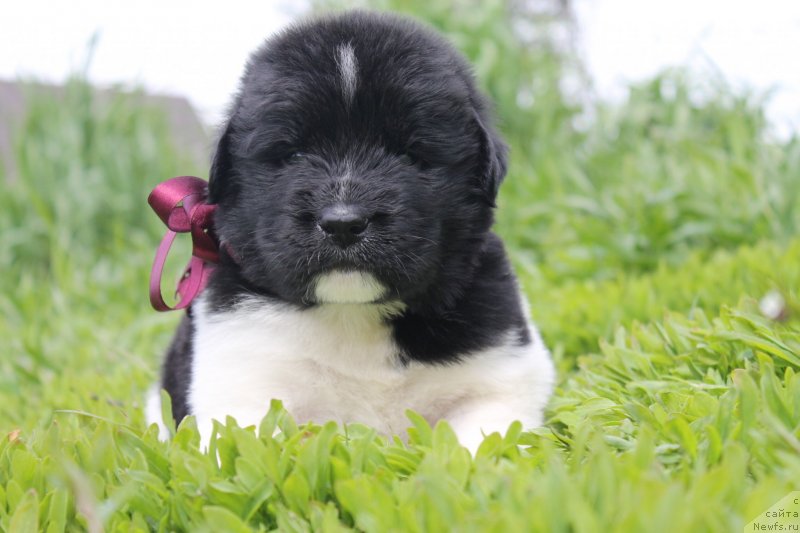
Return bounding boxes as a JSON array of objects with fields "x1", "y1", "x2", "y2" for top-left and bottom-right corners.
[{"x1": 318, "y1": 205, "x2": 370, "y2": 247}]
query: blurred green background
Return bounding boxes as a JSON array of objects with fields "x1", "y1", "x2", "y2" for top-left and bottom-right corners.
[{"x1": 0, "y1": 1, "x2": 798, "y2": 531}]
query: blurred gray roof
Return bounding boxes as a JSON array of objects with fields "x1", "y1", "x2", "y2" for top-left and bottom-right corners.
[{"x1": 0, "y1": 79, "x2": 210, "y2": 180}]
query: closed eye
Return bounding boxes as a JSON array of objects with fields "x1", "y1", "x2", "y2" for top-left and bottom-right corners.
[
  {"x1": 261, "y1": 143, "x2": 307, "y2": 166},
  {"x1": 400, "y1": 151, "x2": 431, "y2": 170}
]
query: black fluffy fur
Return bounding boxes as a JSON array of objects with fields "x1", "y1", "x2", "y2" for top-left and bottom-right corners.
[{"x1": 161, "y1": 11, "x2": 531, "y2": 422}]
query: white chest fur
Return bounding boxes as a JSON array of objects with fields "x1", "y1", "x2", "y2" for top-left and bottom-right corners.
[{"x1": 160, "y1": 294, "x2": 555, "y2": 451}]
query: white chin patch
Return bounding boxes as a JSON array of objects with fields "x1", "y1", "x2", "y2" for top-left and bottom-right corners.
[{"x1": 314, "y1": 271, "x2": 385, "y2": 304}]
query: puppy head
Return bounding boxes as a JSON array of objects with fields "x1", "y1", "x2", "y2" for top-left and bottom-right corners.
[{"x1": 210, "y1": 11, "x2": 507, "y2": 310}]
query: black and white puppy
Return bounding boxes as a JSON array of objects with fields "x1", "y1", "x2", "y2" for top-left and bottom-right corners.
[{"x1": 147, "y1": 11, "x2": 554, "y2": 452}]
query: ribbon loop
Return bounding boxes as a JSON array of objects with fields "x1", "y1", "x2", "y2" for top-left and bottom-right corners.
[{"x1": 148, "y1": 176, "x2": 220, "y2": 312}]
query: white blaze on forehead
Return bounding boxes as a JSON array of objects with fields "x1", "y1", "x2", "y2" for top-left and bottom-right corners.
[
  {"x1": 315, "y1": 270, "x2": 385, "y2": 303},
  {"x1": 336, "y1": 43, "x2": 358, "y2": 104}
]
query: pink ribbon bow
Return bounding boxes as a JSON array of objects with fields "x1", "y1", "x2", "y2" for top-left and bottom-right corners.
[{"x1": 148, "y1": 176, "x2": 219, "y2": 311}]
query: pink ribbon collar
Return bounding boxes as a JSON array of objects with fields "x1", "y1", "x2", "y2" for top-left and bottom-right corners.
[{"x1": 148, "y1": 176, "x2": 219, "y2": 312}]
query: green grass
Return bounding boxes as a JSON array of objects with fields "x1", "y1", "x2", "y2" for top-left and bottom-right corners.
[{"x1": 1, "y1": 4, "x2": 799, "y2": 531}]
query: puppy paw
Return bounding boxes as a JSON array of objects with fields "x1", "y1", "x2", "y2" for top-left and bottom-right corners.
[
  {"x1": 447, "y1": 402, "x2": 520, "y2": 455},
  {"x1": 144, "y1": 386, "x2": 171, "y2": 441}
]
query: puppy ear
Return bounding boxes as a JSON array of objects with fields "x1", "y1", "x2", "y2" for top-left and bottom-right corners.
[
  {"x1": 473, "y1": 109, "x2": 508, "y2": 207},
  {"x1": 208, "y1": 121, "x2": 234, "y2": 203}
]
